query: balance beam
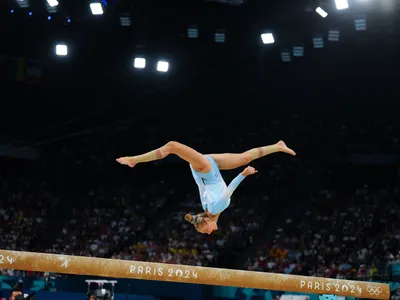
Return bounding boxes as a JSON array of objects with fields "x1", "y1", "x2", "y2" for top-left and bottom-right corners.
[{"x1": 0, "y1": 250, "x2": 389, "y2": 299}]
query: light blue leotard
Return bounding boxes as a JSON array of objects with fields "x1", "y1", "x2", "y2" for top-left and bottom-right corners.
[{"x1": 190, "y1": 156, "x2": 246, "y2": 215}]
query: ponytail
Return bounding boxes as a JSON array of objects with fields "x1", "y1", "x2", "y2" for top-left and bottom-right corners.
[
  {"x1": 184, "y1": 212, "x2": 208, "y2": 226},
  {"x1": 185, "y1": 214, "x2": 196, "y2": 224}
]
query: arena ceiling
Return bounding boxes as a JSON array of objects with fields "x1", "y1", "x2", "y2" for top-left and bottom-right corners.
[
  {"x1": 0, "y1": 0, "x2": 399, "y2": 144},
  {"x1": 1, "y1": 0, "x2": 398, "y2": 74}
]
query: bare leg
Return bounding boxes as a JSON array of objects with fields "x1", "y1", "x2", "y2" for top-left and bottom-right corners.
[
  {"x1": 116, "y1": 141, "x2": 212, "y2": 173},
  {"x1": 209, "y1": 140, "x2": 295, "y2": 170}
]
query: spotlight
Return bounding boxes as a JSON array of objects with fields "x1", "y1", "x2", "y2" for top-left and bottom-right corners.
[
  {"x1": 47, "y1": 0, "x2": 58, "y2": 7},
  {"x1": 90, "y1": 3, "x2": 103, "y2": 15},
  {"x1": 134, "y1": 57, "x2": 146, "y2": 69},
  {"x1": 46, "y1": 0, "x2": 58, "y2": 13},
  {"x1": 335, "y1": 0, "x2": 349, "y2": 10},
  {"x1": 316, "y1": 7, "x2": 328, "y2": 18},
  {"x1": 261, "y1": 33, "x2": 275, "y2": 44},
  {"x1": 55, "y1": 44, "x2": 68, "y2": 56},
  {"x1": 157, "y1": 61, "x2": 169, "y2": 72}
]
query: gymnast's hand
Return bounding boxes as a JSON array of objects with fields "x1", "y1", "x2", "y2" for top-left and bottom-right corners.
[
  {"x1": 116, "y1": 156, "x2": 137, "y2": 168},
  {"x1": 241, "y1": 166, "x2": 257, "y2": 177}
]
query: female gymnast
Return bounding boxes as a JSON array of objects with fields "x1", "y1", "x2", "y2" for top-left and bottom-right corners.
[{"x1": 116, "y1": 140, "x2": 295, "y2": 234}]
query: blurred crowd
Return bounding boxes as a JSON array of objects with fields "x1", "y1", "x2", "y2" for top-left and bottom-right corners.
[
  {"x1": 0, "y1": 113, "x2": 400, "y2": 281},
  {"x1": 0, "y1": 172, "x2": 58, "y2": 253},
  {"x1": 46, "y1": 183, "x2": 167, "y2": 258},
  {"x1": 246, "y1": 185, "x2": 400, "y2": 280}
]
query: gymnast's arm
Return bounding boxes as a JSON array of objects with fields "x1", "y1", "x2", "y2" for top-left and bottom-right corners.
[
  {"x1": 221, "y1": 173, "x2": 246, "y2": 199},
  {"x1": 208, "y1": 168, "x2": 257, "y2": 215},
  {"x1": 221, "y1": 166, "x2": 257, "y2": 199},
  {"x1": 207, "y1": 173, "x2": 246, "y2": 215}
]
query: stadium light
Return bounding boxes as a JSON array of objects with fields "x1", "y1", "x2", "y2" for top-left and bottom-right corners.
[
  {"x1": 335, "y1": 0, "x2": 349, "y2": 10},
  {"x1": 188, "y1": 26, "x2": 199, "y2": 38},
  {"x1": 134, "y1": 57, "x2": 146, "y2": 69},
  {"x1": 312, "y1": 36, "x2": 324, "y2": 48},
  {"x1": 280, "y1": 51, "x2": 291, "y2": 62},
  {"x1": 55, "y1": 44, "x2": 68, "y2": 56},
  {"x1": 328, "y1": 30, "x2": 340, "y2": 41},
  {"x1": 157, "y1": 61, "x2": 169, "y2": 72},
  {"x1": 46, "y1": 5, "x2": 57, "y2": 13},
  {"x1": 90, "y1": 3, "x2": 103, "y2": 15},
  {"x1": 17, "y1": 0, "x2": 29, "y2": 8},
  {"x1": 316, "y1": 7, "x2": 328, "y2": 18},
  {"x1": 354, "y1": 18, "x2": 367, "y2": 31},
  {"x1": 215, "y1": 31, "x2": 225, "y2": 43},
  {"x1": 46, "y1": 0, "x2": 57, "y2": 13},
  {"x1": 293, "y1": 46, "x2": 304, "y2": 57},
  {"x1": 47, "y1": 0, "x2": 58, "y2": 7},
  {"x1": 119, "y1": 13, "x2": 131, "y2": 26},
  {"x1": 261, "y1": 33, "x2": 275, "y2": 44}
]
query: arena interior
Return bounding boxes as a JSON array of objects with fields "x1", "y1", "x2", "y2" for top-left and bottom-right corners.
[{"x1": 0, "y1": 0, "x2": 400, "y2": 299}]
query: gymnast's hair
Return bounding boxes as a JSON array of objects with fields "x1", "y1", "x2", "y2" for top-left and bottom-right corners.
[{"x1": 184, "y1": 212, "x2": 208, "y2": 228}]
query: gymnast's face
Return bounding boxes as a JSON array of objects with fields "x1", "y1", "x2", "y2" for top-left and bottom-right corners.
[{"x1": 196, "y1": 218, "x2": 218, "y2": 234}]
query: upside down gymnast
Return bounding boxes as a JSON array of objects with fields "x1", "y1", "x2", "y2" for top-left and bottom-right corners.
[{"x1": 116, "y1": 140, "x2": 296, "y2": 234}]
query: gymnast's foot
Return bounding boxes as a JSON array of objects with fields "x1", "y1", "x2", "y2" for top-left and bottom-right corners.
[
  {"x1": 277, "y1": 141, "x2": 296, "y2": 156},
  {"x1": 116, "y1": 157, "x2": 137, "y2": 168}
]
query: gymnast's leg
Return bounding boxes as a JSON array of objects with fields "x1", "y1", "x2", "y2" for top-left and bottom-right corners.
[
  {"x1": 209, "y1": 140, "x2": 296, "y2": 171},
  {"x1": 116, "y1": 141, "x2": 212, "y2": 172}
]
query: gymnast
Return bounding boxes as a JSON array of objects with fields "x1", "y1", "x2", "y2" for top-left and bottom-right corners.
[{"x1": 116, "y1": 141, "x2": 295, "y2": 234}]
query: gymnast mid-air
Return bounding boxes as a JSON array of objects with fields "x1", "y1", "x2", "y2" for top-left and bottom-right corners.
[{"x1": 116, "y1": 140, "x2": 296, "y2": 234}]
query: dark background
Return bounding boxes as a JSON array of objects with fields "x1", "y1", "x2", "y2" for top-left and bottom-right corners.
[{"x1": 0, "y1": 0, "x2": 399, "y2": 146}]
